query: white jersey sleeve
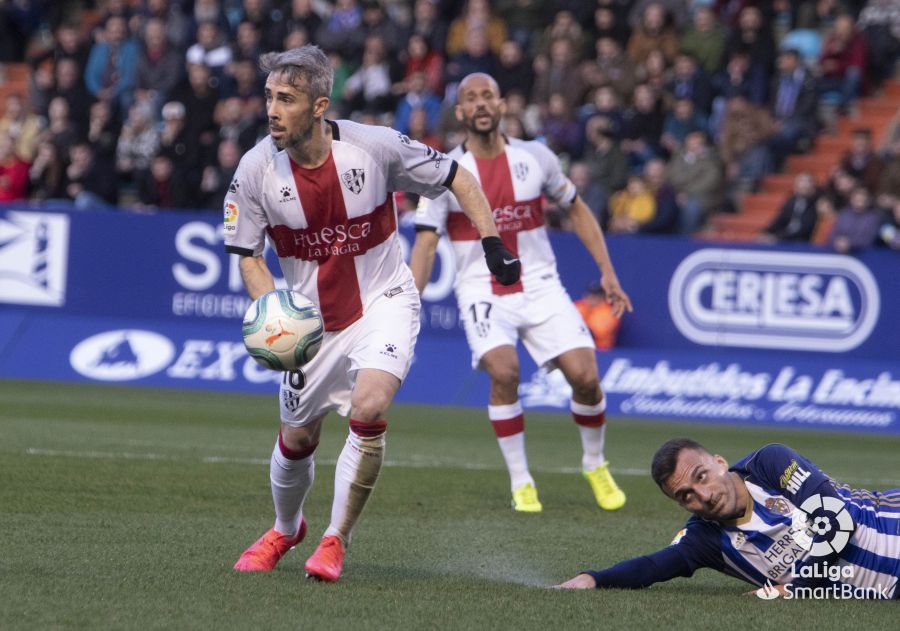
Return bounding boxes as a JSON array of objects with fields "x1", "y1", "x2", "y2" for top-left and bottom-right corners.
[
  {"x1": 223, "y1": 138, "x2": 277, "y2": 256},
  {"x1": 333, "y1": 120, "x2": 457, "y2": 200},
  {"x1": 526, "y1": 140, "x2": 578, "y2": 210}
]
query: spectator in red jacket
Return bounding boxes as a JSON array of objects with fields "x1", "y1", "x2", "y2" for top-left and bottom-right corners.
[{"x1": 0, "y1": 134, "x2": 30, "y2": 201}]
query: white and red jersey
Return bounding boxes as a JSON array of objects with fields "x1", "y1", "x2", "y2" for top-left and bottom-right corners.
[
  {"x1": 415, "y1": 138, "x2": 577, "y2": 295},
  {"x1": 224, "y1": 120, "x2": 456, "y2": 331}
]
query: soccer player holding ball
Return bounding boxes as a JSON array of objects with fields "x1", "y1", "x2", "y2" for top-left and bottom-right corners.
[
  {"x1": 411, "y1": 73, "x2": 633, "y2": 513},
  {"x1": 224, "y1": 48, "x2": 518, "y2": 582}
]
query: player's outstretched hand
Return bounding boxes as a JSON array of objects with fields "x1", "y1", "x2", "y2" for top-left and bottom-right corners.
[
  {"x1": 743, "y1": 583, "x2": 789, "y2": 597},
  {"x1": 550, "y1": 573, "x2": 597, "y2": 589},
  {"x1": 601, "y1": 275, "x2": 633, "y2": 317},
  {"x1": 482, "y1": 236, "x2": 521, "y2": 286}
]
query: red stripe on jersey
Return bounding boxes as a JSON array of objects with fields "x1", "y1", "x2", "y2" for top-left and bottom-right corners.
[
  {"x1": 444, "y1": 153, "x2": 546, "y2": 294},
  {"x1": 265, "y1": 153, "x2": 396, "y2": 332},
  {"x1": 475, "y1": 154, "x2": 538, "y2": 295},
  {"x1": 446, "y1": 211, "x2": 480, "y2": 241}
]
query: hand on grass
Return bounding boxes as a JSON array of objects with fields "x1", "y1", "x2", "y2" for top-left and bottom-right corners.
[{"x1": 551, "y1": 573, "x2": 597, "y2": 589}]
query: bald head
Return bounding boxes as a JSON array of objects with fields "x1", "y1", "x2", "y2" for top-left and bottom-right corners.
[
  {"x1": 455, "y1": 72, "x2": 506, "y2": 137},
  {"x1": 457, "y1": 73, "x2": 500, "y2": 103}
]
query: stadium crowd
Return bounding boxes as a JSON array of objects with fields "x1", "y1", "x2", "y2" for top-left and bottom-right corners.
[{"x1": 0, "y1": 0, "x2": 898, "y2": 247}]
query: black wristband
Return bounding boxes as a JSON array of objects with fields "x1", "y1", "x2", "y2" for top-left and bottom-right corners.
[{"x1": 481, "y1": 236, "x2": 503, "y2": 254}]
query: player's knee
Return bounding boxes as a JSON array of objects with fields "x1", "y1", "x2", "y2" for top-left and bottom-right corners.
[
  {"x1": 493, "y1": 372, "x2": 520, "y2": 394},
  {"x1": 280, "y1": 424, "x2": 320, "y2": 455},
  {"x1": 568, "y1": 368, "x2": 601, "y2": 399},
  {"x1": 350, "y1": 392, "x2": 391, "y2": 422},
  {"x1": 489, "y1": 364, "x2": 520, "y2": 390}
]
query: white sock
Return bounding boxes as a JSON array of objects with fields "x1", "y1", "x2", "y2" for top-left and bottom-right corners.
[
  {"x1": 324, "y1": 424, "x2": 385, "y2": 546},
  {"x1": 270, "y1": 440, "x2": 315, "y2": 536},
  {"x1": 571, "y1": 399, "x2": 607, "y2": 472},
  {"x1": 489, "y1": 402, "x2": 533, "y2": 492}
]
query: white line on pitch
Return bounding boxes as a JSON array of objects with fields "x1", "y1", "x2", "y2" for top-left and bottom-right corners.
[
  {"x1": 24, "y1": 447, "x2": 648, "y2": 476},
  {"x1": 22, "y1": 448, "x2": 899, "y2": 487}
]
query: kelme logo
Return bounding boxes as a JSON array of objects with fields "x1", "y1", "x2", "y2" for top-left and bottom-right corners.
[
  {"x1": 668, "y1": 249, "x2": 880, "y2": 352},
  {"x1": 70, "y1": 330, "x2": 176, "y2": 381}
]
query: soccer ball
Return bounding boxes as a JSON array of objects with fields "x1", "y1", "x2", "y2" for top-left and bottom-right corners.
[{"x1": 242, "y1": 290, "x2": 324, "y2": 371}]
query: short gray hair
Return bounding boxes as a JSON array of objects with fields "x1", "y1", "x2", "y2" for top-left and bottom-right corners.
[{"x1": 259, "y1": 45, "x2": 333, "y2": 100}]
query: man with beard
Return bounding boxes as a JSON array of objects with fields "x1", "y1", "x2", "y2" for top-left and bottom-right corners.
[
  {"x1": 226, "y1": 46, "x2": 518, "y2": 583},
  {"x1": 410, "y1": 73, "x2": 632, "y2": 514},
  {"x1": 556, "y1": 439, "x2": 900, "y2": 599}
]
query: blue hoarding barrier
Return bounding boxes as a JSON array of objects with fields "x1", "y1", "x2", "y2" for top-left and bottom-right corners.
[{"x1": 1, "y1": 204, "x2": 897, "y2": 432}]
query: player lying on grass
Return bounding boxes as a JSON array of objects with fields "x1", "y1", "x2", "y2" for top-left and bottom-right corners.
[{"x1": 556, "y1": 438, "x2": 900, "y2": 599}]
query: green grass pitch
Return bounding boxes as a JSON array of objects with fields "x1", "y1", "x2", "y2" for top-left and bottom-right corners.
[{"x1": 1, "y1": 380, "x2": 897, "y2": 629}]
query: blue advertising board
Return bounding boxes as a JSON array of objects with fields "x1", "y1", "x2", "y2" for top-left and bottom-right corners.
[{"x1": 1, "y1": 204, "x2": 897, "y2": 432}]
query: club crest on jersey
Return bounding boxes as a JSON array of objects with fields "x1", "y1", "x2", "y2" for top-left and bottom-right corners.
[
  {"x1": 765, "y1": 497, "x2": 792, "y2": 515},
  {"x1": 342, "y1": 168, "x2": 365, "y2": 194},
  {"x1": 512, "y1": 161, "x2": 529, "y2": 181}
]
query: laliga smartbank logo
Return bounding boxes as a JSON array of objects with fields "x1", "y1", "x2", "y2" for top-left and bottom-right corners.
[
  {"x1": 755, "y1": 493, "x2": 890, "y2": 599},
  {"x1": 789, "y1": 494, "x2": 854, "y2": 557},
  {"x1": 669, "y1": 249, "x2": 880, "y2": 352}
]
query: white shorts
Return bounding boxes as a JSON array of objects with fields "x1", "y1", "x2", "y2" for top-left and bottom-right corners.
[
  {"x1": 457, "y1": 282, "x2": 594, "y2": 369},
  {"x1": 279, "y1": 282, "x2": 421, "y2": 426}
]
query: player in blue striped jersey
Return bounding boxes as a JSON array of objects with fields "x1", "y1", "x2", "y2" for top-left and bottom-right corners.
[{"x1": 556, "y1": 438, "x2": 900, "y2": 599}]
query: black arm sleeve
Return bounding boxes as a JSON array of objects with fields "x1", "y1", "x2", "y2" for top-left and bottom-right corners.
[{"x1": 584, "y1": 546, "x2": 697, "y2": 589}]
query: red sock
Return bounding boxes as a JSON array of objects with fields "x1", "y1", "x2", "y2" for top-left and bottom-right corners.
[
  {"x1": 349, "y1": 418, "x2": 388, "y2": 437},
  {"x1": 278, "y1": 430, "x2": 318, "y2": 459}
]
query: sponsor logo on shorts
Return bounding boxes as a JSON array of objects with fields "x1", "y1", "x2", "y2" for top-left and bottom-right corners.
[
  {"x1": 668, "y1": 249, "x2": 880, "y2": 352},
  {"x1": 282, "y1": 389, "x2": 302, "y2": 412},
  {"x1": 380, "y1": 343, "x2": 398, "y2": 359}
]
